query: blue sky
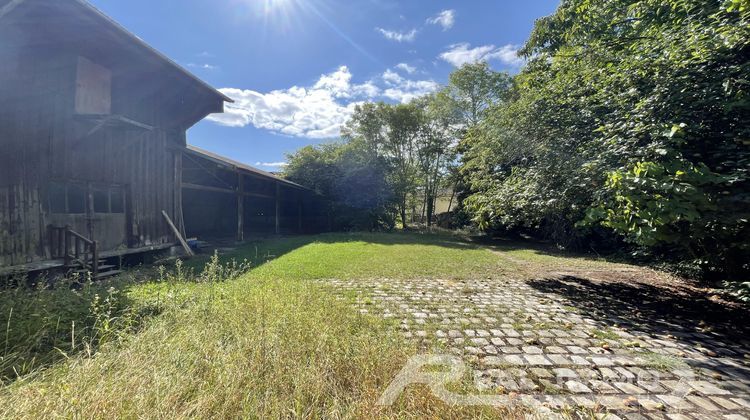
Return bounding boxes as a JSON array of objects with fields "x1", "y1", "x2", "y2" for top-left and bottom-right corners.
[{"x1": 89, "y1": 0, "x2": 560, "y2": 170}]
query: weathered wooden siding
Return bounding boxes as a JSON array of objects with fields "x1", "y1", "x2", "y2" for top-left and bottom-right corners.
[
  {"x1": 0, "y1": 185, "x2": 42, "y2": 266},
  {"x1": 0, "y1": 0, "x2": 227, "y2": 268},
  {"x1": 0, "y1": 46, "x2": 69, "y2": 266},
  {"x1": 0, "y1": 46, "x2": 184, "y2": 266}
]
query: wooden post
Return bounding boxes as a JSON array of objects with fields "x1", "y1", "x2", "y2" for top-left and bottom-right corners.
[
  {"x1": 64, "y1": 225, "x2": 71, "y2": 267},
  {"x1": 173, "y1": 149, "x2": 185, "y2": 238},
  {"x1": 297, "y1": 194, "x2": 303, "y2": 234},
  {"x1": 48, "y1": 226, "x2": 55, "y2": 259},
  {"x1": 237, "y1": 173, "x2": 244, "y2": 242},
  {"x1": 275, "y1": 182, "x2": 280, "y2": 235},
  {"x1": 162, "y1": 210, "x2": 194, "y2": 256},
  {"x1": 91, "y1": 241, "x2": 99, "y2": 278},
  {"x1": 86, "y1": 182, "x2": 95, "y2": 240}
]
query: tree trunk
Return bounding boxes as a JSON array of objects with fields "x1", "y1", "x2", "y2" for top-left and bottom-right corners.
[
  {"x1": 426, "y1": 195, "x2": 434, "y2": 227},
  {"x1": 400, "y1": 195, "x2": 408, "y2": 229},
  {"x1": 447, "y1": 181, "x2": 457, "y2": 212}
]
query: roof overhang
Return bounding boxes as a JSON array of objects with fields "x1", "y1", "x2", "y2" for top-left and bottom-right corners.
[
  {"x1": 0, "y1": 0, "x2": 233, "y2": 105},
  {"x1": 184, "y1": 145, "x2": 307, "y2": 191}
]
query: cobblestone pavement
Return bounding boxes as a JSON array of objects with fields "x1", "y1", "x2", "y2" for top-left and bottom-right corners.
[{"x1": 320, "y1": 269, "x2": 750, "y2": 419}]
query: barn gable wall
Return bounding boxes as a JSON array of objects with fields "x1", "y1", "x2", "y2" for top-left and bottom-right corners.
[{"x1": 0, "y1": 44, "x2": 188, "y2": 266}]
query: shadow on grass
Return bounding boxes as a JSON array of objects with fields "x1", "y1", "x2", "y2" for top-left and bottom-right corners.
[{"x1": 527, "y1": 275, "x2": 750, "y2": 359}]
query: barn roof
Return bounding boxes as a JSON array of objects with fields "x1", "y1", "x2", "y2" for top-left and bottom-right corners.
[
  {"x1": 0, "y1": 0, "x2": 232, "y2": 104},
  {"x1": 185, "y1": 145, "x2": 306, "y2": 190}
]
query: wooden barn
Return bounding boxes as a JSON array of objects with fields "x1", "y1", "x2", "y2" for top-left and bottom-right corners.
[
  {"x1": 182, "y1": 146, "x2": 328, "y2": 242},
  {"x1": 0, "y1": 0, "x2": 325, "y2": 278}
]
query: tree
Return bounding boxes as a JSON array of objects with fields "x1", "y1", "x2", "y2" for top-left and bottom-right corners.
[
  {"x1": 343, "y1": 102, "x2": 423, "y2": 228},
  {"x1": 441, "y1": 63, "x2": 513, "y2": 217},
  {"x1": 414, "y1": 92, "x2": 460, "y2": 226},
  {"x1": 461, "y1": 0, "x2": 750, "y2": 277},
  {"x1": 445, "y1": 62, "x2": 512, "y2": 128},
  {"x1": 284, "y1": 139, "x2": 394, "y2": 230}
]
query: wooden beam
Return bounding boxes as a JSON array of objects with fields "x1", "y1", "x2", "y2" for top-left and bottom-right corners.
[
  {"x1": 162, "y1": 210, "x2": 194, "y2": 256},
  {"x1": 243, "y1": 191, "x2": 275, "y2": 199},
  {"x1": 237, "y1": 173, "x2": 244, "y2": 242},
  {"x1": 182, "y1": 152, "x2": 236, "y2": 190},
  {"x1": 182, "y1": 146, "x2": 307, "y2": 190},
  {"x1": 181, "y1": 182, "x2": 275, "y2": 199},
  {"x1": 181, "y1": 182, "x2": 234, "y2": 195}
]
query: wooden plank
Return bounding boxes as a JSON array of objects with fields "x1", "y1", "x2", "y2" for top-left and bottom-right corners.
[
  {"x1": 115, "y1": 115, "x2": 154, "y2": 131},
  {"x1": 75, "y1": 56, "x2": 112, "y2": 115},
  {"x1": 161, "y1": 210, "x2": 193, "y2": 256}
]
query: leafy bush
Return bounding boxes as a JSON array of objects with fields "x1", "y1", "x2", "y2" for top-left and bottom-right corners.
[
  {"x1": 459, "y1": 0, "x2": 750, "y2": 280},
  {"x1": 283, "y1": 140, "x2": 396, "y2": 231}
]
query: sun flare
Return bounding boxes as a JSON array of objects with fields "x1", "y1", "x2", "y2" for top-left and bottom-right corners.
[{"x1": 237, "y1": 0, "x2": 304, "y2": 31}]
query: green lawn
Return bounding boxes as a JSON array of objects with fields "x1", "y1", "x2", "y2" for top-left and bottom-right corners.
[
  {"x1": 0, "y1": 232, "x2": 519, "y2": 419},
  {"x1": 222, "y1": 232, "x2": 511, "y2": 281}
]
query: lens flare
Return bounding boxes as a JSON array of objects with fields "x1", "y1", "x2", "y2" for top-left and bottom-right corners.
[{"x1": 231, "y1": 0, "x2": 380, "y2": 65}]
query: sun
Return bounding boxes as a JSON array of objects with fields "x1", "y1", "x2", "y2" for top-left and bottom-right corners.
[
  {"x1": 262, "y1": 0, "x2": 292, "y2": 13},
  {"x1": 236, "y1": 0, "x2": 303, "y2": 31},
  {"x1": 256, "y1": 0, "x2": 302, "y2": 19}
]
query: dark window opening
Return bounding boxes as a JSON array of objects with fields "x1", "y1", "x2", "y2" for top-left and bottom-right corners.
[
  {"x1": 110, "y1": 189, "x2": 124, "y2": 213},
  {"x1": 67, "y1": 184, "x2": 86, "y2": 214},
  {"x1": 48, "y1": 182, "x2": 126, "y2": 214},
  {"x1": 49, "y1": 182, "x2": 67, "y2": 214},
  {"x1": 93, "y1": 188, "x2": 109, "y2": 213}
]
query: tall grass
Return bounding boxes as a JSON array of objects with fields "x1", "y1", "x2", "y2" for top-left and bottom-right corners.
[
  {"x1": 0, "y1": 234, "x2": 520, "y2": 418},
  {"x1": 0, "y1": 253, "x2": 250, "y2": 383},
  {"x1": 0, "y1": 272, "x2": 138, "y2": 382}
]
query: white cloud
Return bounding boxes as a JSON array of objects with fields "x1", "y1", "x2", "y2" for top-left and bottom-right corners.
[
  {"x1": 381, "y1": 70, "x2": 439, "y2": 103},
  {"x1": 395, "y1": 62, "x2": 417, "y2": 74},
  {"x1": 352, "y1": 81, "x2": 380, "y2": 98},
  {"x1": 382, "y1": 69, "x2": 404, "y2": 85},
  {"x1": 187, "y1": 62, "x2": 218, "y2": 70},
  {"x1": 207, "y1": 66, "x2": 366, "y2": 139},
  {"x1": 255, "y1": 161, "x2": 288, "y2": 168},
  {"x1": 427, "y1": 10, "x2": 455, "y2": 30},
  {"x1": 312, "y1": 66, "x2": 354, "y2": 98},
  {"x1": 207, "y1": 65, "x2": 438, "y2": 138},
  {"x1": 439, "y1": 43, "x2": 524, "y2": 67},
  {"x1": 376, "y1": 27, "x2": 417, "y2": 42}
]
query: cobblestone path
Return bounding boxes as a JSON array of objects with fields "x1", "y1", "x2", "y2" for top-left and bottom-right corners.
[{"x1": 320, "y1": 256, "x2": 750, "y2": 419}]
